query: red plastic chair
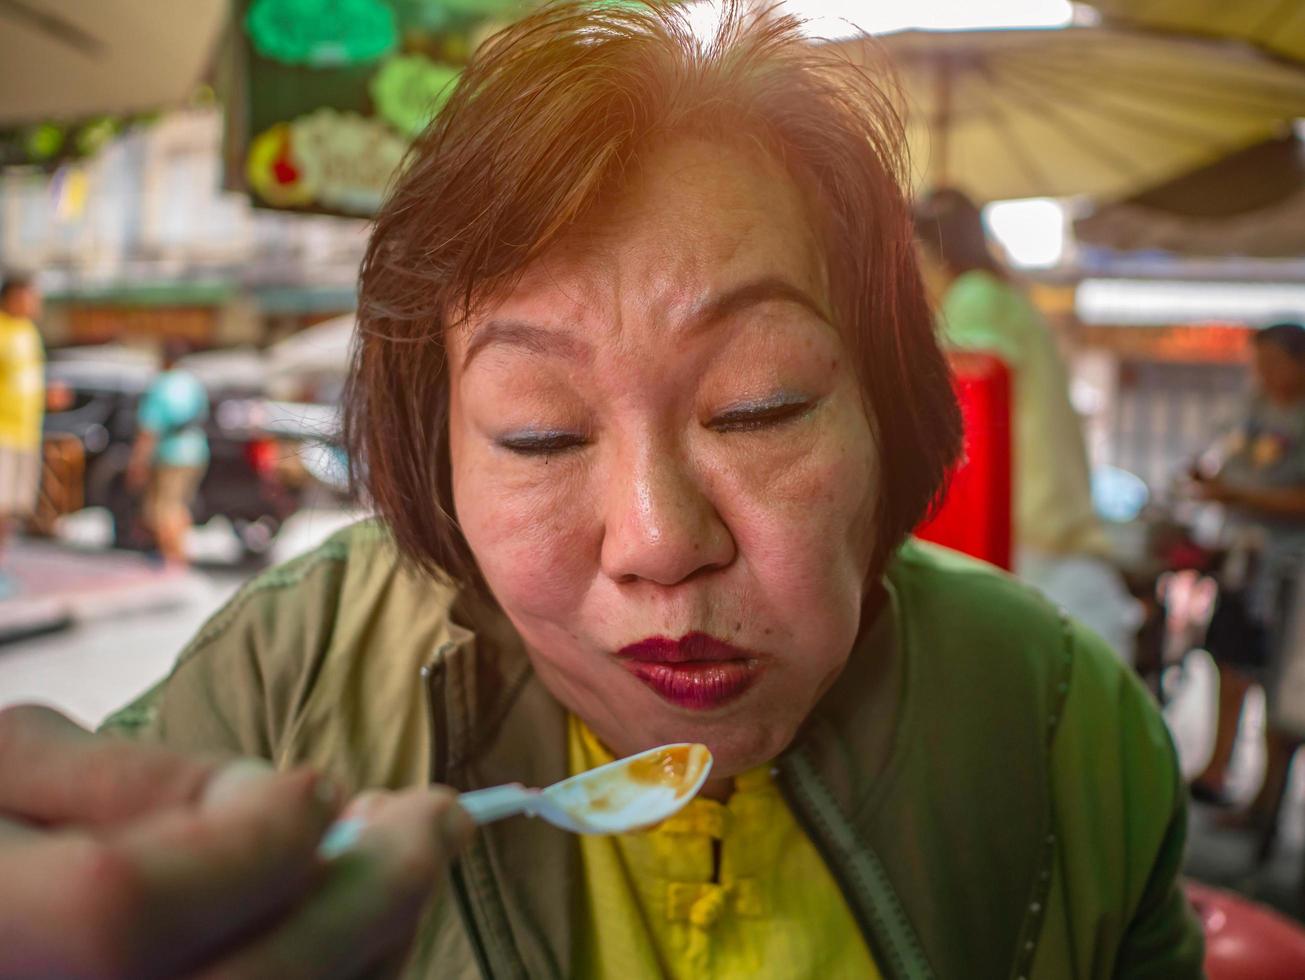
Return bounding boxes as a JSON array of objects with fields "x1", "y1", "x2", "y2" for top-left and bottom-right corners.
[
  {"x1": 916, "y1": 352, "x2": 1013, "y2": 570},
  {"x1": 1188, "y1": 881, "x2": 1305, "y2": 979}
]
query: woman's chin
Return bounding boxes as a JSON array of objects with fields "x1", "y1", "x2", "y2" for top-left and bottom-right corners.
[{"x1": 545, "y1": 663, "x2": 802, "y2": 779}]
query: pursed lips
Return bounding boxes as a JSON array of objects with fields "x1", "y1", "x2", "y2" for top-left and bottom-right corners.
[{"x1": 616, "y1": 632, "x2": 760, "y2": 709}]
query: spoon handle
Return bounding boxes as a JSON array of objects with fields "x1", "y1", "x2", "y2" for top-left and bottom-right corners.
[
  {"x1": 457, "y1": 783, "x2": 541, "y2": 825},
  {"x1": 317, "y1": 783, "x2": 537, "y2": 857}
]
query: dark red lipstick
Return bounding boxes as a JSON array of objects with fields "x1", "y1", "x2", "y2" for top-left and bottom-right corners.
[{"x1": 617, "y1": 632, "x2": 760, "y2": 710}]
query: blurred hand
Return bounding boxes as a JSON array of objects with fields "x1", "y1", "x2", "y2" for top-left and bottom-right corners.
[
  {"x1": 125, "y1": 458, "x2": 149, "y2": 495},
  {"x1": 1191, "y1": 477, "x2": 1242, "y2": 506},
  {"x1": 0, "y1": 705, "x2": 472, "y2": 979}
]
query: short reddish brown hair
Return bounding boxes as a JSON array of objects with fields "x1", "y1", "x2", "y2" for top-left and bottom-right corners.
[{"x1": 346, "y1": 0, "x2": 960, "y2": 587}]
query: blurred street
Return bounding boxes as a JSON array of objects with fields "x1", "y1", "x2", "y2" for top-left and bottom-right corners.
[
  {"x1": 1167, "y1": 651, "x2": 1305, "y2": 919},
  {"x1": 0, "y1": 541, "x2": 243, "y2": 727},
  {"x1": 0, "y1": 501, "x2": 360, "y2": 726},
  {"x1": 1190, "y1": 800, "x2": 1305, "y2": 923}
]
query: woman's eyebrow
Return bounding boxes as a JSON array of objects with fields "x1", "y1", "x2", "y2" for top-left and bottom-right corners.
[
  {"x1": 462, "y1": 275, "x2": 827, "y2": 368},
  {"x1": 461, "y1": 319, "x2": 591, "y2": 369},
  {"x1": 688, "y1": 275, "x2": 831, "y2": 334}
]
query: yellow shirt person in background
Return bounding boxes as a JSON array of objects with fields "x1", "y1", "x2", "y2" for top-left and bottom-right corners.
[{"x1": 0, "y1": 272, "x2": 45, "y2": 594}]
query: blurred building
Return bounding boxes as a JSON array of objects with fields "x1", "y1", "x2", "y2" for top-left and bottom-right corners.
[
  {"x1": 0, "y1": 107, "x2": 365, "y2": 350},
  {"x1": 982, "y1": 188, "x2": 1305, "y2": 511},
  {"x1": 1054, "y1": 269, "x2": 1305, "y2": 506}
]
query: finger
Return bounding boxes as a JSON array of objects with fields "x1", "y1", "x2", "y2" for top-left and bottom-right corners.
[
  {"x1": 116, "y1": 767, "x2": 342, "y2": 973},
  {"x1": 0, "y1": 703, "x2": 225, "y2": 825},
  {"x1": 201, "y1": 758, "x2": 282, "y2": 808},
  {"x1": 0, "y1": 768, "x2": 338, "y2": 979},
  {"x1": 197, "y1": 786, "x2": 472, "y2": 980},
  {"x1": 315, "y1": 791, "x2": 388, "y2": 859}
]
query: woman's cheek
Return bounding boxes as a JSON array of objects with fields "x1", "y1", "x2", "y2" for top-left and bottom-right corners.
[
  {"x1": 457, "y1": 451, "x2": 597, "y2": 613},
  {"x1": 715, "y1": 419, "x2": 873, "y2": 527},
  {"x1": 714, "y1": 422, "x2": 876, "y2": 586}
]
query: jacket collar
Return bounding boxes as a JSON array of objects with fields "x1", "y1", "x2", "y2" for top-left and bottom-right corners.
[
  {"x1": 430, "y1": 590, "x2": 575, "y2": 980},
  {"x1": 783, "y1": 583, "x2": 903, "y2": 814}
]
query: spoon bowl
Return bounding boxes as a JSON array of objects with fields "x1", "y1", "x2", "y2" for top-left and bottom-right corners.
[{"x1": 457, "y1": 742, "x2": 713, "y2": 835}]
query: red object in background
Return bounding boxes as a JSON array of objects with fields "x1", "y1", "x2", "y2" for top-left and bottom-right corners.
[
  {"x1": 916, "y1": 352, "x2": 1014, "y2": 570},
  {"x1": 244, "y1": 437, "x2": 279, "y2": 478},
  {"x1": 1188, "y1": 881, "x2": 1305, "y2": 979}
]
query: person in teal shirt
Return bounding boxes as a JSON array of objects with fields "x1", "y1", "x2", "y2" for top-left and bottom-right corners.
[{"x1": 127, "y1": 339, "x2": 210, "y2": 565}]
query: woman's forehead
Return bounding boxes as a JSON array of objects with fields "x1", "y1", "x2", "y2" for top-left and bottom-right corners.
[{"x1": 453, "y1": 138, "x2": 829, "y2": 349}]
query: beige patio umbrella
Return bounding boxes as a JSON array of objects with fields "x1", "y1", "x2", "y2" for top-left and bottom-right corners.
[
  {"x1": 1088, "y1": 0, "x2": 1305, "y2": 66},
  {"x1": 1075, "y1": 133, "x2": 1305, "y2": 257},
  {"x1": 0, "y1": 0, "x2": 228, "y2": 124},
  {"x1": 833, "y1": 26, "x2": 1305, "y2": 203}
]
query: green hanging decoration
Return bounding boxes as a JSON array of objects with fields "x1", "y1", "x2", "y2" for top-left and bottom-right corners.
[
  {"x1": 428, "y1": 0, "x2": 524, "y2": 17},
  {"x1": 392, "y1": 0, "x2": 455, "y2": 34},
  {"x1": 245, "y1": 0, "x2": 399, "y2": 67},
  {"x1": 25, "y1": 124, "x2": 65, "y2": 161},
  {"x1": 370, "y1": 55, "x2": 461, "y2": 137},
  {"x1": 75, "y1": 118, "x2": 120, "y2": 159}
]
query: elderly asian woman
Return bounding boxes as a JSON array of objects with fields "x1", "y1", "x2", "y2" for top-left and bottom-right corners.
[{"x1": 88, "y1": 3, "x2": 1201, "y2": 977}]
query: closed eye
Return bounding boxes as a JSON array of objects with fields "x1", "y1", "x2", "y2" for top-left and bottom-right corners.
[
  {"x1": 709, "y1": 398, "x2": 814, "y2": 433},
  {"x1": 498, "y1": 431, "x2": 588, "y2": 456}
]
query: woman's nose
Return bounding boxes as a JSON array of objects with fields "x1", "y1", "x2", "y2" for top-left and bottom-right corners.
[{"x1": 599, "y1": 444, "x2": 735, "y2": 587}]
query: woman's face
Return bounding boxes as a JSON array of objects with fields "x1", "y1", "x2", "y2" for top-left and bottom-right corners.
[{"x1": 448, "y1": 138, "x2": 879, "y2": 783}]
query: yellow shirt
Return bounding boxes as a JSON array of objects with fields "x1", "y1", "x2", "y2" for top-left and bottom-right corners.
[
  {"x1": 569, "y1": 717, "x2": 882, "y2": 979},
  {"x1": 0, "y1": 311, "x2": 45, "y2": 450}
]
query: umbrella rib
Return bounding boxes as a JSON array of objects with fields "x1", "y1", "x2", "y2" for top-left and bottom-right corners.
[
  {"x1": 1252, "y1": 0, "x2": 1300, "y2": 43},
  {"x1": 1089, "y1": 18, "x2": 1305, "y2": 76},
  {"x1": 1006, "y1": 48, "x2": 1305, "y2": 114},
  {"x1": 1010, "y1": 34, "x2": 1305, "y2": 106},
  {"x1": 0, "y1": 0, "x2": 104, "y2": 57},
  {"x1": 1000, "y1": 61, "x2": 1262, "y2": 149},
  {"x1": 972, "y1": 61, "x2": 1053, "y2": 193},
  {"x1": 985, "y1": 68, "x2": 1148, "y2": 182}
]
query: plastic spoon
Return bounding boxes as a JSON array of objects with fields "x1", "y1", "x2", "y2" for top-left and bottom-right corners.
[
  {"x1": 318, "y1": 742, "x2": 713, "y2": 857},
  {"x1": 457, "y1": 742, "x2": 713, "y2": 835}
]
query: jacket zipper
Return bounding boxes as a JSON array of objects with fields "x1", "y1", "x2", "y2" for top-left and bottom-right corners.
[
  {"x1": 423, "y1": 658, "x2": 495, "y2": 980},
  {"x1": 778, "y1": 749, "x2": 935, "y2": 980}
]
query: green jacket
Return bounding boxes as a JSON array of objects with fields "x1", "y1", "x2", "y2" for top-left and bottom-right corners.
[{"x1": 105, "y1": 522, "x2": 1204, "y2": 979}]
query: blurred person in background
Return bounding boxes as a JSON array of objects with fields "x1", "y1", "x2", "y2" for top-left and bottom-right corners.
[
  {"x1": 914, "y1": 189, "x2": 1141, "y2": 661},
  {"x1": 126, "y1": 338, "x2": 209, "y2": 566},
  {"x1": 0, "y1": 272, "x2": 45, "y2": 596},
  {"x1": 1190, "y1": 323, "x2": 1305, "y2": 831}
]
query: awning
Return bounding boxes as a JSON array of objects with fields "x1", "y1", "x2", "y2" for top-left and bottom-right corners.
[{"x1": 0, "y1": 0, "x2": 228, "y2": 125}]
